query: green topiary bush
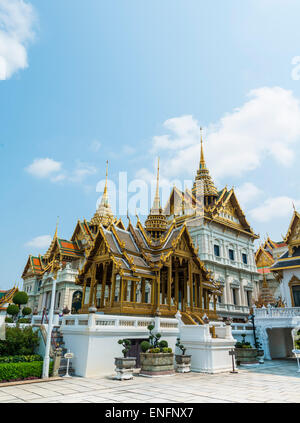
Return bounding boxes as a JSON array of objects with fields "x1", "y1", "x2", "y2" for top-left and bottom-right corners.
[
  {"x1": 118, "y1": 339, "x2": 131, "y2": 357},
  {"x1": 176, "y1": 338, "x2": 186, "y2": 355},
  {"x1": 22, "y1": 307, "x2": 32, "y2": 317},
  {"x1": 158, "y1": 340, "x2": 168, "y2": 349},
  {"x1": 140, "y1": 341, "x2": 151, "y2": 353},
  {"x1": 0, "y1": 326, "x2": 39, "y2": 356},
  {"x1": 12, "y1": 292, "x2": 28, "y2": 309},
  {"x1": 5, "y1": 317, "x2": 13, "y2": 323},
  {"x1": 0, "y1": 361, "x2": 53, "y2": 382},
  {"x1": 6, "y1": 304, "x2": 19, "y2": 320}
]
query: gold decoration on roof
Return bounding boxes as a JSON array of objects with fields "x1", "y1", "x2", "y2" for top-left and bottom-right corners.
[
  {"x1": 91, "y1": 161, "x2": 116, "y2": 227},
  {"x1": 191, "y1": 128, "x2": 218, "y2": 198}
]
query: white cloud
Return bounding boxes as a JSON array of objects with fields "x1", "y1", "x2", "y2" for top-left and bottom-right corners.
[
  {"x1": 235, "y1": 182, "x2": 264, "y2": 208},
  {"x1": 142, "y1": 87, "x2": 300, "y2": 183},
  {"x1": 25, "y1": 235, "x2": 52, "y2": 249},
  {"x1": 249, "y1": 196, "x2": 300, "y2": 222},
  {"x1": 69, "y1": 161, "x2": 97, "y2": 183},
  {"x1": 26, "y1": 158, "x2": 97, "y2": 184},
  {"x1": 90, "y1": 140, "x2": 101, "y2": 152},
  {"x1": 26, "y1": 158, "x2": 62, "y2": 179},
  {"x1": 0, "y1": 0, "x2": 36, "y2": 80}
]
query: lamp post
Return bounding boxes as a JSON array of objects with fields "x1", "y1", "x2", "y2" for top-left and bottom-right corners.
[{"x1": 42, "y1": 261, "x2": 60, "y2": 379}]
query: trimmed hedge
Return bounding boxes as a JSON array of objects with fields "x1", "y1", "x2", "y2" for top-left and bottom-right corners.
[
  {"x1": 0, "y1": 355, "x2": 42, "y2": 364},
  {"x1": 0, "y1": 361, "x2": 53, "y2": 382}
]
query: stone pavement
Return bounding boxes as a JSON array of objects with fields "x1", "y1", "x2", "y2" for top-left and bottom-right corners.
[{"x1": 0, "y1": 360, "x2": 299, "y2": 403}]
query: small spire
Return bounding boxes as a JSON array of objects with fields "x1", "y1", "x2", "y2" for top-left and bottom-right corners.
[{"x1": 292, "y1": 201, "x2": 296, "y2": 211}]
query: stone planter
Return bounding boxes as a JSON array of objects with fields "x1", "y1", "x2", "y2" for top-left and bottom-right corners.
[
  {"x1": 257, "y1": 349, "x2": 264, "y2": 364},
  {"x1": 140, "y1": 353, "x2": 175, "y2": 377},
  {"x1": 235, "y1": 348, "x2": 258, "y2": 365},
  {"x1": 175, "y1": 355, "x2": 191, "y2": 373},
  {"x1": 114, "y1": 357, "x2": 136, "y2": 380}
]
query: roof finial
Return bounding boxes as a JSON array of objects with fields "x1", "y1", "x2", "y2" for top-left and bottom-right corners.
[
  {"x1": 54, "y1": 216, "x2": 59, "y2": 239},
  {"x1": 292, "y1": 201, "x2": 296, "y2": 211},
  {"x1": 104, "y1": 160, "x2": 108, "y2": 195},
  {"x1": 151, "y1": 157, "x2": 161, "y2": 212},
  {"x1": 200, "y1": 127, "x2": 206, "y2": 170}
]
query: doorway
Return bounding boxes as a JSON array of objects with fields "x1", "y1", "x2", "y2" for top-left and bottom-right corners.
[{"x1": 126, "y1": 339, "x2": 148, "y2": 368}]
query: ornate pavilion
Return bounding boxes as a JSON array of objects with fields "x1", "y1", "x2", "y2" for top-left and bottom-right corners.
[
  {"x1": 22, "y1": 158, "x2": 222, "y2": 324},
  {"x1": 76, "y1": 160, "x2": 222, "y2": 323}
]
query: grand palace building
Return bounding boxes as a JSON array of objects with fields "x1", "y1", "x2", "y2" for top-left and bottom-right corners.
[{"x1": 21, "y1": 135, "x2": 260, "y2": 323}]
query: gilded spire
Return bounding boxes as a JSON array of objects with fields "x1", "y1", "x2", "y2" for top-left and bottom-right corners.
[
  {"x1": 90, "y1": 160, "x2": 115, "y2": 227},
  {"x1": 192, "y1": 127, "x2": 218, "y2": 200},
  {"x1": 151, "y1": 157, "x2": 161, "y2": 214},
  {"x1": 199, "y1": 127, "x2": 206, "y2": 170},
  {"x1": 102, "y1": 160, "x2": 109, "y2": 205},
  {"x1": 54, "y1": 216, "x2": 59, "y2": 239},
  {"x1": 145, "y1": 158, "x2": 167, "y2": 238}
]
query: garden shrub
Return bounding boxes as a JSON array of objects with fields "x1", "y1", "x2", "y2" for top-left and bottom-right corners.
[
  {"x1": 140, "y1": 341, "x2": 151, "y2": 353},
  {"x1": 6, "y1": 304, "x2": 19, "y2": 319},
  {"x1": 22, "y1": 307, "x2": 32, "y2": 317},
  {"x1": 17, "y1": 318, "x2": 31, "y2": 324},
  {"x1": 4, "y1": 317, "x2": 13, "y2": 323},
  {"x1": 0, "y1": 361, "x2": 53, "y2": 382},
  {"x1": 0, "y1": 326, "x2": 39, "y2": 356},
  {"x1": 0, "y1": 355, "x2": 42, "y2": 364},
  {"x1": 12, "y1": 292, "x2": 28, "y2": 309}
]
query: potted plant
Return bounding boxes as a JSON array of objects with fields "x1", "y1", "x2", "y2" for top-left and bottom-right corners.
[
  {"x1": 139, "y1": 325, "x2": 174, "y2": 377},
  {"x1": 235, "y1": 334, "x2": 258, "y2": 365},
  {"x1": 175, "y1": 338, "x2": 191, "y2": 373},
  {"x1": 114, "y1": 339, "x2": 136, "y2": 380}
]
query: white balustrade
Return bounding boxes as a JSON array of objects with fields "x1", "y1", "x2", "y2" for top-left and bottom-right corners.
[
  {"x1": 60, "y1": 314, "x2": 178, "y2": 333},
  {"x1": 254, "y1": 307, "x2": 300, "y2": 319}
]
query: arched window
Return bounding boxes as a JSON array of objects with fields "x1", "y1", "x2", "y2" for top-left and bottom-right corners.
[{"x1": 289, "y1": 276, "x2": 300, "y2": 307}]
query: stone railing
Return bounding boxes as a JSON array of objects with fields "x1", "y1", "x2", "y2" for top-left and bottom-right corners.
[
  {"x1": 254, "y1": 307, "x2": 300, "y2": 319},
  {"x1": 215, "y1": 303, "x2": 250, "y2": 314},
  {"x1": 61, "y1": 314, "x2": 179, "y2": 334}
]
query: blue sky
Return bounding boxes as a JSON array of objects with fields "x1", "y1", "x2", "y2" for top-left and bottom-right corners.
[{"x1": 1, "y1": 0, "x2": 300, "y2": 289}]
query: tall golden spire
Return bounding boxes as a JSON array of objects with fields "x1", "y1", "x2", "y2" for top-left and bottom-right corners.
[
  {"x1": 90, "y1": 160, "x2": 115, "y2": 227},
  {"x1": 145, "y1": 158, "x2": 167, "y2": 238},
  {"x1": 151, "y1": 157, "x2": 161, "y2": 213},
  {"x1": 54, "y1": 216, "x2": 59, "y2": 239},
  {"x1": 199, "y1": 127, "x2": 206, "y2": 170},
  {"x1": 192, "y1": 127, "x2": 218, "y2": 201}
]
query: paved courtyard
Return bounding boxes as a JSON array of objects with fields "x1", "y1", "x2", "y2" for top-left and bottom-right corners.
[{"x1": 0, "y1": 360, "x2": 299, "y2": 403}]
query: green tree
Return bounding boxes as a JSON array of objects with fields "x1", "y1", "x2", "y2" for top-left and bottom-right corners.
[
  {"x1": 6, "y1": 304, "x2": 19, "y2": 322},
  {"x1": 0, "y1": 326, "x2": 39, "y2": 356},
  {"x1": 22, "y1": 307, "x2": 32, "y2": 317},
  {"x1": 12, "y1": 291, "x2": 28, "y2": 311}
]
